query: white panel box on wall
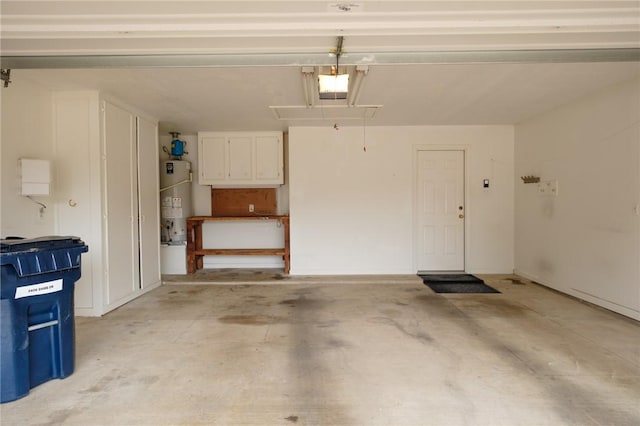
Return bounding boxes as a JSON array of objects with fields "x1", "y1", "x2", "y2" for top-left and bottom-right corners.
[
  {"x1": 19, "y1": 158, "x2": 51, "y2": 195},
  {"x1": 537, "y1": 180, "x2": 558, "y2": 196}
]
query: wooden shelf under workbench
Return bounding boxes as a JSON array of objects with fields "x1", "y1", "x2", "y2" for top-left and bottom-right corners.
[{"x1": 186, "y1": 215, "x2": 290, "y2": 274}]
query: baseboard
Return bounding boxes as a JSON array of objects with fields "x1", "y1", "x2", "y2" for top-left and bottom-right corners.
[
  {"x1": 514, "y1": 269, "x2": 640, "y2": 321},
  {"x1": 75, "y1": 306, "x2": 101, "y2": 317},
  {"x1": 464, "y1": 268, "x2": 515, "y2": 275},
  {"x1": 86, "y1": 280, "x2": 162, "y2": 317},
  {"x1": 290, "y1": 267, "x2": 412, "y2": 275}
]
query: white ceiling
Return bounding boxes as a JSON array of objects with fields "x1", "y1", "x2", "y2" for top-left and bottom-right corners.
[
  {"x1": 2, "y1": 1, "x2": 640, "y2": 133},
  {"x1": 15, "y1": 62, "x2": 640, "y2": 133}
]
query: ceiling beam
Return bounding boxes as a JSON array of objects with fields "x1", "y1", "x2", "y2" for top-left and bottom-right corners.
[{"x1": 2, "y1": 48, "x2": 639, "y2": 69}]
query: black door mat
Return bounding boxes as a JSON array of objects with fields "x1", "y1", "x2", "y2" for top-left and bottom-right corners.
[
  {"x1": 418, "y1": 274, "x2": 500, "y2": 294},
  {"x1": 419, "y1": 273, "x2": 484, "y2": 283}
]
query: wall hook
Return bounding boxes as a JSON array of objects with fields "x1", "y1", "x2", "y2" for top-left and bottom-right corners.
[
  {"x1": 1, "y1": 69, "x2": 11, "y2": 88},
  {"x1": 521, "y1": 175, "x2": 540, "y2": 184}
]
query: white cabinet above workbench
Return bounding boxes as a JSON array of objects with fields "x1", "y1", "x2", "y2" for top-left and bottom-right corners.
[{"x1": 198, "y1": 131, "x2": 284, "y2": 187}]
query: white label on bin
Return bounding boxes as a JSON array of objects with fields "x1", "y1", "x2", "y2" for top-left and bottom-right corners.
[{"x1": 15, "y1": 279, "x2": 63, "y2": 299}]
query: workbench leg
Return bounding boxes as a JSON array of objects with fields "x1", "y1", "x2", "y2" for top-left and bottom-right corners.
[
  {"x1": 282, "y1": 217, "x2": 290, "y2": 274},
  {"x1": 195, "y1": 222, "x2": 203, "y2": 271},
  {"x1": 186, "y1": 220, "x2": 196, "y2": 274}
]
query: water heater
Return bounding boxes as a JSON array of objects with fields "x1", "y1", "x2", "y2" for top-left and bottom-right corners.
[{"x1": 159, "y1": 160, "x2": 193, "y2": 244}]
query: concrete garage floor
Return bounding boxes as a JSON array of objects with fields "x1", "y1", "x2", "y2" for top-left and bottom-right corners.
[{"x1": 2, "y1": 274, "x2": 639, "y2": 425}]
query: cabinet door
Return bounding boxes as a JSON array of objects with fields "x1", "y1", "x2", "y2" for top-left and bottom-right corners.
[
  {"x1": 255, "y1": 134, "x2": 283, "y2": 182},
  {"x1": 200, "y1": 136, "x2": 226, "y2": 183},
  {"x1": 53, "y1": 95, "x2": 99, "y2": 313},
  {"x1": 228, "y1": 136, "x2": 253, "y2": 180},
  {"x1": 103, "y1": 101, "x2": 140, "y2": 305},
  {"x1": 137, "y1": 116, "x2": 161, "y2": 290}
]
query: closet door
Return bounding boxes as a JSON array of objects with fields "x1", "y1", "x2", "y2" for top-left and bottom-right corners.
[
  {"x1": 103, "y1": 101, "x2": 140, "y2": 305},
  {"x1": 137, "y1": 116, "x2": 161, "y2": 289},
  {"x1": 53, "y1": 93, "x2": 101, "y2": 315}
]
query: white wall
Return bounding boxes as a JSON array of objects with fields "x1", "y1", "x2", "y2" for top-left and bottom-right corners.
[
  {"x1": 515, "y1": 76, "x2": 640, "y2": 320},
  {"x1": 159, "y1": 133, "x2": 210, "y2": 215},
  {"x1": 288, "y1": 125, "x2": 514, "y2": 275},
  {"x1": 1, "y1": 75, "x2": 56, "y2": 238}
]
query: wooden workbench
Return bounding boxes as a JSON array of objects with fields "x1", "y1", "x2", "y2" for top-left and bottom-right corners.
[{"x1": 186, "y1": 215, "x2": 290, "y2": 274}]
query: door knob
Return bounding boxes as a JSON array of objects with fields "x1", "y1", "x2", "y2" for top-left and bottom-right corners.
[{"x1": 459, "y1": 214, "x2": 465, "y2": 219}]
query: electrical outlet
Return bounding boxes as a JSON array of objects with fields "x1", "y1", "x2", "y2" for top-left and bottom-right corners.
[{"x1": 249, "y1": 204, "x2": 254, "y2": 213}]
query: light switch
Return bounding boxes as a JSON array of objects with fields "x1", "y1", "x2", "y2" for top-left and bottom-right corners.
[{"x1": 483, "y1": 179, "x2": 490, "y2": 188}]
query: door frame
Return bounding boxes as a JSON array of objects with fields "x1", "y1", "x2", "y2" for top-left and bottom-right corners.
[{"x1": 413, "y1": 145, "x2": 470, "y2": 273}]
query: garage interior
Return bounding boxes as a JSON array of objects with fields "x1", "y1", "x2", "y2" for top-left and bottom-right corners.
[{"x1": 1, "y1": 1, "x2": 639, "y2": 425}]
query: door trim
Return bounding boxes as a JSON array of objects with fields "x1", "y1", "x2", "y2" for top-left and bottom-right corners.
[{"x1": 413, "y1": 145, "x2": 470, "y2": 273}]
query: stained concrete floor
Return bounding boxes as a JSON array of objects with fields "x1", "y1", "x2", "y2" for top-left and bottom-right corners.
[{"x1": 2, "y1": 273, "x2": 639, "y2": 425}]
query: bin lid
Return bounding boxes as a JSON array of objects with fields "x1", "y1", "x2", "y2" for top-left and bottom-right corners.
[
  {"x1": 1, "y1": 236, "x2": 88, "y2": 277},
  {"x1": 1, "y1": 236, "x2": 85, "y2": 253}
]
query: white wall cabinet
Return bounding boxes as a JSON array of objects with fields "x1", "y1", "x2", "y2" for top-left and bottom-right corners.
[
  {"x1": 198, "y1": 131, "x2": 283, "y2": 186},
  {"x1": 53, "y1": 92, "x2": 161, "y2": 316}
]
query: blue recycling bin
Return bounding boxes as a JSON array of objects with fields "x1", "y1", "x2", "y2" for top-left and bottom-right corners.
[{"x1": 0, "y1": 236, "x2": 88, "y2": 403}]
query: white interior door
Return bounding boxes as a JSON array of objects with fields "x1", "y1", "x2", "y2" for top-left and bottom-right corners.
[{"x1": 416, "y1": 150, "x2": 465, "y2": 271}]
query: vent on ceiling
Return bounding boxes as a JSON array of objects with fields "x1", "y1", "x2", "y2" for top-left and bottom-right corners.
[{"x1": 327, "y1": 3, "x2": 363, "y2": 13}]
